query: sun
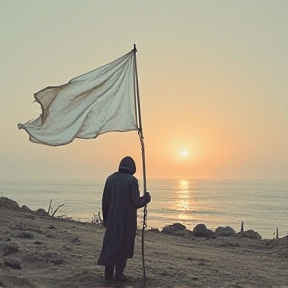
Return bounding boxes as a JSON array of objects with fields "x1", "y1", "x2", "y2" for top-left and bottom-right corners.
[{"x1": 180, "y1": 150, "x2": 189, "y2": 157}]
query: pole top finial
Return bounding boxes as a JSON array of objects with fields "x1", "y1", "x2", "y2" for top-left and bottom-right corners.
[{"x1": 133, "y1": 44, "x2": 137, "y2": 52}]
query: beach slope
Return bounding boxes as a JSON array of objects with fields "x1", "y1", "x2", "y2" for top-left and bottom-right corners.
[{"x1": 0, "y1": 197, "x2": 287, "y2": 288}]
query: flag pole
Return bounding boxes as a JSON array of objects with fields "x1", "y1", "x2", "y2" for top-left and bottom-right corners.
[{"x1": 133, "y1": 44, "x2": 147, "y2": 283}]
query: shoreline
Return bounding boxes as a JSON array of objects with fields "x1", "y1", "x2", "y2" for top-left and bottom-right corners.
[
  {"x1": 1, "y1": 178, "x2": 287, "y2": 240},
  {"x1": 0, "y1": 192, "x2": 281, "y2": 241},
  {"x1": 1, "y1": 197, "x2": 288, "y2": 288}
]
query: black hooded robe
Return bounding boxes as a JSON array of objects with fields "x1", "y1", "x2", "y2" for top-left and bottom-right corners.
[{"x1": 97, "y1": 157, "x2": 147, "y2": 266}]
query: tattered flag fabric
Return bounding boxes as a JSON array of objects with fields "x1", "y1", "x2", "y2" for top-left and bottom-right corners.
[{"x1": 18, "y1": 50, "x2": 138, "y2": 146}]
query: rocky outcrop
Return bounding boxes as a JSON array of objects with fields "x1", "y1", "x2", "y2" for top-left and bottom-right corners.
[
  {"x1": 35, "y1": 208, "x2": 49, "y2": 217},
  {"x1": 192, "y1": 223, "x2": 214, "y2": 237},
  {"x1": 215, "y1": 226, "x2": 236, "y2": 237},
  {"x1": 237, "y1": 230, "x2": 262, "y2": 240},
  {"x1": 20, "y1": 205, "x2": 32, "y2": 213},
  {"x1": 0, "y1": 197, "x2": 20, "y2": 210},
  {"x1": 161, "y1": 223, "x2": 192, "y2": 237}
]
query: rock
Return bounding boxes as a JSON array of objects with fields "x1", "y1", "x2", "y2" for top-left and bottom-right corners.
[
  {"x1": 0, "y1": 242, "x2": 19, "y2": 256},
  {"x1": 161, "y1": 223, "x2": 191, "y2": 237},
  {"x1": 20, "y1": 205, "x2": 32, "y2": 213},
  {"x1": 237, "y1": 230, "x2": 262, "y2": 240},
  {"x1": 0, "y1": 197, "x2": 19, "y2": 210},
  {"x1": 4, "y1": 258, "x2": 22, "y2": 269},
  {"x1": 34, "y1": 208, "x2": 49, "y2": 217},
  {"x1": 170, "y1": 223, "x2": 186, "y2": 231},
  {"x1": 215, "y1": 226, "x2": 236, "y2": 237},
  {"x1": 192, "y1": 224, "x2": 214, "y2": 237}
]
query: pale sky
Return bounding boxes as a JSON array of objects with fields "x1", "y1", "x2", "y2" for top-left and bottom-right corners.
[{"x1": 1, "y1": 0, "x2": 288, "y2": 181}]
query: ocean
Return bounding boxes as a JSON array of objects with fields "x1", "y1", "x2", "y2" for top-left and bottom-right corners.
[{"x1": 0, "y1": 178, "x2": 287, "y2": 239}]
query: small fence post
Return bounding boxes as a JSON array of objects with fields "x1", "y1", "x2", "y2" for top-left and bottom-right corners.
[{"x1": 241, "y1": 221, "x2": 244, "y2": 232}]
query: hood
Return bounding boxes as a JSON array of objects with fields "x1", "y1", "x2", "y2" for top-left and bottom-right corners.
[{"x1": 118, "y1": 156, "x2": 136, "y2": 175}]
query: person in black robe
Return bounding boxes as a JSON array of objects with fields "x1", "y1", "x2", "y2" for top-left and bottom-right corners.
[{"x1": 97, "y1": 156, "x2": 151, "y2": 282}]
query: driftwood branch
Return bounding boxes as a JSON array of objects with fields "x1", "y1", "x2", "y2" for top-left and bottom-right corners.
[
  {"x1": 52, "y1": 204, "x2": 65, "y2": 217},
  {"x1": 47, "y1": 199, "x2": 52, "y2": 214},
  {"x1": 47, "y1": 199, "x2": 65, "y2": 217}
]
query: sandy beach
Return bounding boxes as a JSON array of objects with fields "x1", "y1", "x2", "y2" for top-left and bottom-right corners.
[{"x1": 0, "y1": 197, "x2": 288, "y2": 288}]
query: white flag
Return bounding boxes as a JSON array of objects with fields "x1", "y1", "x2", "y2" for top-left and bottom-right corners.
[{"x1": 18, "y1": 50, "x2": 138, "y2": 146}]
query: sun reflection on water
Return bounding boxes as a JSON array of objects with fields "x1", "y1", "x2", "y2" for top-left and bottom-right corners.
[
  {"x1": 179, "y1": 180, "x2": 189, "y2": 190},
  {"x1": 175, "y1": 180, "x2": 192, "y2": 220}
]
